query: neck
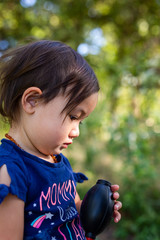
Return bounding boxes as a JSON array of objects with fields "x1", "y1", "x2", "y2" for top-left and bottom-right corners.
[{"x1": 7, "y1": 127, "x2": 57, "y2": 163}]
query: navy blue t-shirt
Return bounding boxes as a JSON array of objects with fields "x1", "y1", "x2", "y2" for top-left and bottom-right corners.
[{"x1": 0, "y1": 139, "x2": 88, "y2": 240}]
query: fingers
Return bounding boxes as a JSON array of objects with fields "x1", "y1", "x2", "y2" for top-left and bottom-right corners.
[
  {"x1": 111, "y1": 184, "x2": 119, "y2": 192},
  {"x1": 113, "y1": 210, "x2": 121, "y2": 223},
  {"x1": 111, "y1": 185, "x2": 120, "y2": 202},
  {"x1": 114, "y1": 200, "x2": 122, "y2": 211},
  {"x1": 111, "y1": 184, "x2": 122, "y2": 223},
  {"x1": 113, "y1": 192, "x2": 120, "y2": 200},
  {"x1": 113, "y1": 200, "x2": 122, "y2": 223}
]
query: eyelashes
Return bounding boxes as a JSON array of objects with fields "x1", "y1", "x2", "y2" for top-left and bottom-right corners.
[
  {"x1": 69, "y1": 115, "x2": 83, "y2": 125},
  {"x1": 70, "y1": 115, "x2": 77, "y2": 120}
]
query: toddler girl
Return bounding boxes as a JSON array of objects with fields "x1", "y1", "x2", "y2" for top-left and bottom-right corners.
[{"x1": 0, "y1": 40, "x2": 122, "y2": 239}]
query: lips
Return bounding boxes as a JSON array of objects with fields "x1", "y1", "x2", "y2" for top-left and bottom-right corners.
[
  {"x1": 63, "y1": 142, "x2": 72, "y2": 148},
  {"x1": 64, "y1": 142, "x2": 72, "y2": 146}
]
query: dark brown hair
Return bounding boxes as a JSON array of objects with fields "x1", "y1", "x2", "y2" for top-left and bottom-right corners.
[{"x1": 0, "y1": 40, "x2": 99, "y2": 122}]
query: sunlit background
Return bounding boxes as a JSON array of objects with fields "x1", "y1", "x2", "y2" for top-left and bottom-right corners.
[{"x1": 0, "y1": 0, "x2": 160, "y2": 239}]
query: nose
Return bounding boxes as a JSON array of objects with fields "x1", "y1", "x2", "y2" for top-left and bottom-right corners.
[{"x1": 69, "y1": 124, "x2": 80, "y2": 139}]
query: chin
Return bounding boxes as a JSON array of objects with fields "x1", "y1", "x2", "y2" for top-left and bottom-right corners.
[
  {"x1": 52, "y1": 148, "x2": 62, "y2": 155},
  {"x1": 54, "y1": 151, "x2": 61, "y2": 155}
]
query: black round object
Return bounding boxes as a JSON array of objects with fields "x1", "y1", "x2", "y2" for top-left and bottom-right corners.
[{"x1": 80, "y1": 179, "x2": 114, "y2": 239}]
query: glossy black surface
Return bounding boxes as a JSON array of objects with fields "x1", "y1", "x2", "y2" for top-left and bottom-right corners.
[{"x1": 80, "y1": 179, "x2": 114, "y2": 239}]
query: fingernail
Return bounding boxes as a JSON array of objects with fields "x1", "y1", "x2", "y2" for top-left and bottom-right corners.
[{"x1": 115, "y1": 218, "x2": 118, "y2": 223}]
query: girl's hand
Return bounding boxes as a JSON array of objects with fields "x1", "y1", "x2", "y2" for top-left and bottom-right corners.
[{"x1": 111, "y1": 184, "x2": 122, "y2": 223}]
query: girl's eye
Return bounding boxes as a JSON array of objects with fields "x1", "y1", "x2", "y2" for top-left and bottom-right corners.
[
  {"x1": 70, "y1": 115, "x2": 78, "y2": 121},
  {"x1": 70, "y1": 115, "x2": 83, "y2": 125}
]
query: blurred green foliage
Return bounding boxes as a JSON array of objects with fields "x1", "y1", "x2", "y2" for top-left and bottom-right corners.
[{"x1": 0, "y1": 0, "x2": 160, "y2": 239}]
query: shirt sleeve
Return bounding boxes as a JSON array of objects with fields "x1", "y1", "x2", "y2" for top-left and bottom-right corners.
[
  {"x1": 0, "y1": 157, "x2": 28, "y2": 204},
  {"x1": 73, "y1": 172, "x2": 88, "y2": 183},
  {"x1": 61, "y1": 153, "x2": 88, "y2": 183}
]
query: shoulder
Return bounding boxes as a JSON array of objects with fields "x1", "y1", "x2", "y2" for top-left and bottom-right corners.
[
  {"x1": 0, "y1": 138, "x2": 25, "y2": 162},
  {"x1": 0, "y1": 164, "x2": 11, "y2": 186},
  {"x1": 0, "y1": 139, "x2": 29, "y2": 203},
  {"x1": 0, "y1": 139, "x2": 28, "y2": 183}
]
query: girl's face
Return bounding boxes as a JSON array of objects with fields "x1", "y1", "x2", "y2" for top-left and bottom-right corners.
[{"x1": 21, "y1": 92, "x2": 98, "y2": 159}]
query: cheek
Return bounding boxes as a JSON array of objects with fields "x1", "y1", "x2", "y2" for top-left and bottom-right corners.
[
  {"x1": 35, "y1": 111, "x2": 56, "y2": 130},
  {"x1": 39, "y1": 120, "x2": 65, "y2": 141},
  {"x1": 33, "y1": 109, "x2": 68, "y2": 140}
]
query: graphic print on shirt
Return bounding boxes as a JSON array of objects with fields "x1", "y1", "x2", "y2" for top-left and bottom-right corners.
[
  {"x1": 39, "y1": 179, "x2": 76, "y2": 211},
  {"x1": 58, "y1": 216, "x2": 85, "y2": 240},
  {"x1": 30, "y1": 179, "x2": 77, "y2": 228},
  {"x1": 29, "y1": 179, "x2": 85, "y2": 239},
  {"x1": 57, "y1": 205, "x2": 78, "y2": 222},
  {"x1": 31, "y1": 212, "x2": 54, "y2": 228}
]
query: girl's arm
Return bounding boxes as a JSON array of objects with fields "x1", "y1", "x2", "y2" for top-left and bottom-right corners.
[
  {"x1": 0, "y1": 194, "x2": 24, "y2": 240},
  {"x1": 75, "y1": 191, "x2": 82, "y2": 214},
  {"x1": 0, "y1": 164, "x2": 25, "y2": 239}
]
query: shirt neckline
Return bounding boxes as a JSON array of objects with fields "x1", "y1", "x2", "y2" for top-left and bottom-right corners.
[{"x1": 1, "y1": 138, "x2": 64, "y2": 168}]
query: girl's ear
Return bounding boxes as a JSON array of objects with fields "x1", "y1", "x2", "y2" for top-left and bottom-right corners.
[{"x1": 21, "y1": 87, "x2": 42, "y2": 114}]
